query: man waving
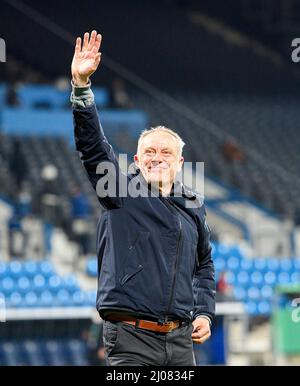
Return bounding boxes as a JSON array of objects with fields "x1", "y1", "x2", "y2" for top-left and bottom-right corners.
[{"x1": 71, "y1": 30, "x2": 215, "y2": 366}]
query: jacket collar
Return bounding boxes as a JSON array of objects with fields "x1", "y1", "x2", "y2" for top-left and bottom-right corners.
[{"x1": 131, "y1": 168, "x2": 202, "y2": 205}]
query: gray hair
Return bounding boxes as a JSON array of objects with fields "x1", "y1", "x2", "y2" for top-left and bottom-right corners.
[{"x1": 137, "y1": 125, "x2": 185, "y2": 157}]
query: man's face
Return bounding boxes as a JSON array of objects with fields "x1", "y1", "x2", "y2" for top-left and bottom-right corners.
[{"x1": 134, "y1": 132, "x2": 184, "y2": 187}]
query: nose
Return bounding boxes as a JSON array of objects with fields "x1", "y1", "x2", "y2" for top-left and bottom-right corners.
[{"x1": 151, "y1": 152, "x2": 163, "y2": 162}]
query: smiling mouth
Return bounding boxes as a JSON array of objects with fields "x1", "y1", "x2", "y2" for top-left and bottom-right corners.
[{"x1": 148, "y1": 167, "x2": 168, "y2": 171}]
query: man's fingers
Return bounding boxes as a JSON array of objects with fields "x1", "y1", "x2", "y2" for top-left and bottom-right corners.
[
  {"x1": 74, "y1": 37, "x2": 81, "y2": 55},
  {"x1": 192, "y1": 326, "x2": 210, "y2": 337},
  {"x1": 192, "y1": 331, "x2": 211, "y2": 344},
  {"x1": 83, "y1": 32, "x2": 89, "y2": 51},
  {"x1": 93, "y1": 33, "x2": 102, "y2": 53},
  {"x1": 88, "y1": 30, "x2": 97, "y2": 51}
]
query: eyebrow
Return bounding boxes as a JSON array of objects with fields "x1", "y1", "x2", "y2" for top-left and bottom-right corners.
[{"x1": 143, "y1": 146, "x2": 173, "y2": 152}]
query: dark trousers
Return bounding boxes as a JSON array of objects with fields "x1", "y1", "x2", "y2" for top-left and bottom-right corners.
[{"x1": 103, "y1": 320, "x2": 196, "y2": 366}]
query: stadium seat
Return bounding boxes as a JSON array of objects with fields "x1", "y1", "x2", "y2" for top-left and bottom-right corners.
[
  {"x1": 24, "y1": 261, "x2": 38, "y2": 278},
  {"x1": 17, "y1": 277, "x2": 31, "y2": 294},
  {"x1": 213, "y1": 257, "x2": 226, "y2": 272},
  {"x1": 233, "y1": 287, "x2": 247, "y2": 301},
  {"x1": 245, "y1": 301, "x2": 257, "y2": 315},
  {"x1": 24, "y1": 291, "x2": 38, "y2": 307},
  {"x1": 257, "y1": 301, "x2": 271, "y2": 315},
  {"x1": 86, "y1": 257, "x2": 98, "y2": 277},
  {"x1": 264, "y1": 271, "x2": 277, "y2": 286},
  {"x1": 240, "y1": 259, "x2": 254, "y2": 271},
  {"x1": 260, "y1": 285, "x2": 273, "y2": 300},
  {"x1": 247, "y1": 286, "x2": 260, "y2": 301},
  {"x1": 226, "y1": 257, "x2": 240, "y2": 271},
  {"x1": 48, "y1": 275, "x2": 63, "y2": 293},
  {"x1": 236, "y1": 271, "x2": 250, "y2": 286},
  {"x1": 253, "y1": 259, "x2": 268, "y2": 272},
  {"x1": 8, "y1": 261, "x2": 23, "y2": 279},
  {"x1": 250, "y1": 271, "x2": 264, "y2": 286}
]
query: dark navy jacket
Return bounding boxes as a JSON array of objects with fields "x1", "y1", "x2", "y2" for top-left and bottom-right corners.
[{"x1": 73, "y1": 103, "x2": 215, "y2": 323}]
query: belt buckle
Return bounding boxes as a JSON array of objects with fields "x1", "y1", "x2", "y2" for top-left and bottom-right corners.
[{"x1": 164, "y1": 321, "x2": 176, "y2": 331}]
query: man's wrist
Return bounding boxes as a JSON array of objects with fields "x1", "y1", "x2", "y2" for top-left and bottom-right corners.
[
  {"x1": 72, "y1": 75, "x2": 90, "y2": 88},
  {"x1": 70, "y1": 79, "x2": 94, "y2": 108},
  {"x1": 195, "y1": 315, "x2": 212, "y2": 326}
]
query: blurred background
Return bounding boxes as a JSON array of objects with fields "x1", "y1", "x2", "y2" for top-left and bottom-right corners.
[{"x1": 0, "y1": 0, "x2": 300, "y2": 366}]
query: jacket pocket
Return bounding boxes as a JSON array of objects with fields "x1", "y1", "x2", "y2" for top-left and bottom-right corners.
[
  {"x1": 119, "y1": 264, "x2": 143, "y2": 286},
  {"x1": 119, "y1": 231, "x2": 149, "y2": 287}
]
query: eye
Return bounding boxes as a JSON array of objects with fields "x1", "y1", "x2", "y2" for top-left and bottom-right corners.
[{"x1": 145, "y1": 149, "x2": 155, "y2": 154}]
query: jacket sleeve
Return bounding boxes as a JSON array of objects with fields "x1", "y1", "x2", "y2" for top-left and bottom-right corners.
[
  {"x1": 192, "y1": 204, "x2": 216, "y2": 323},
  {"x1": 73, "y1": 102, "x2": 125, "y2": 210}
]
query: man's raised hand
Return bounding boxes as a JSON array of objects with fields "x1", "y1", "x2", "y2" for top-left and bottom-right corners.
[{"x1": 71, "y1": 30, "x2": 102, "y2": 87}]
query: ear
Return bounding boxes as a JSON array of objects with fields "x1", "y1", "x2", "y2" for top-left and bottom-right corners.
[
  {"x1": 177, "y1": 156, "x2": 184, "y2": 172},
  {"x1": 134, "y1": 154, "x2": 139, "y2": 167}
]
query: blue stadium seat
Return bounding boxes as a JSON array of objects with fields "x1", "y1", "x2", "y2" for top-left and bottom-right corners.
[
  {"x1": 211, "y1": 242, "x2": 217, "y2": 257},
  {"x1": 264, "y1": 271, "x2": 277, "y2": 286},
  {"x1": 17, "y1": 276, "x2": 31, "y2": 294},
  {"x1": 260, "y1": 285, "x2": 273, "y2": 300},
  {"x1": 1, "y1": 342, "x2": 20, "y2": 366},
  {"x1": 39, "y1": 261, "x2": 54, "y2": 277},
  {"x1": 266, "y1": 258, "x2": 280, "y2": 272},
  {"x1": 39, "y1": 290, "x2": 54, "y2": 307},
  {"x1": 228, "y1": 245, "x2": 243, "y2": 260},
  {"x1": 67, "y1": 340, "x2": 88, "y2": 366},
  {"x1": 62, "y1": 274, "x2": 79, "y2": 294},
  {"x1": 86, "y1": 257, "x2": 97, "y2": 277},
  {"x1": 236, "y1": 271, "x2": 250, "y2": 286},
  {"x1": 291, "y1": 272, "x2": 300, "y2": 283},
  {"x1": 279, "y1": 258, "x2": 293, "y2": 272},
  {"x1": 216, "y1": 243, "x2": 231, "y2": 258},
  {"x1": 293, "y1": 259, "x2": 300, "y2": 271},
  {"x1": 24, "y1": 261, "x2": 38, "y2": 278},
  {"x1": 72, "y1": 291, "x2": 86, "y2": 306},
  {"x1": 24, "y1": 291, "x2": 38, "y2": 307},
  {"x1": 21, "y1": 340, "x2": 44, "y2": 366},
  {"x1": 257, "y1": 301, "x2": 271, "y2": 315},
  {"x1": 84, "y1": 290, "x2": 97, "y2": 307},
  {"x1": 233, "y1": 287, "x2": 247, "y2": 301},
  {"x1": 247, "y1": 286, "x2": 260, "y2": 301},
  {"x1": 224, "y1": 271, "x2": 235, "y2": 285},
  {"x1": 43, "y1": 340, "x2": 66, "y2": 366},
  {"x1": 226, "y1": 257, "x2": 240, "y2": 271},
  {"x1": 213, "y1": 257, "x2": 226, "y2": 272},
  {"x1": 48, "y1": 275, "x2": 63, "y2": 293},
  {"x1": 56, "y1": 289, "x2": 71, "y2": 306},
  {"x1": 8, "y1": 261, "x2": 23, "y2": 279},
  {"x1": 253, "y1": 259, "x2": 268, "y2": 271},
  {"x1": 1, "y1": 277, "x2": 15, "y2": 295},
  {"x1": 277, "y1": 272, "x2": 291, "y2": 285},
  {"x1": 240, "y1": 259, "x2": 254, "y2": 271},
  {"x1": 250, "y1": 271, "x2": 264, "y2": 286},
  {"x1": 8, "y1": 292, "x2": 22, "y2": 308},
  {"x1": 33, "y1": 274, "x2": 47, "y2": 293}
]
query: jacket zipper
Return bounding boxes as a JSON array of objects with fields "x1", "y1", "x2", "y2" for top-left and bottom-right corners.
[{"x1": 164, "y1": 199, "x2": 182, "y2": 321}]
